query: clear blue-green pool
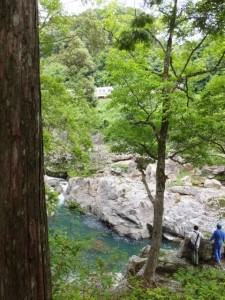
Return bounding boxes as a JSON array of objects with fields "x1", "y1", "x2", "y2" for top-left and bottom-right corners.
[{"x1": 49, "y1": 206, "x2": 179, "y2": 260}]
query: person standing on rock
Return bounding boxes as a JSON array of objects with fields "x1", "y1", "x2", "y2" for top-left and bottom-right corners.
[
  {"x1": 210, "y1": 223, "x2": 225, "y2": 266},
  {"x1": 189, "y1": 225, "x2": 202, "y2": 266}
]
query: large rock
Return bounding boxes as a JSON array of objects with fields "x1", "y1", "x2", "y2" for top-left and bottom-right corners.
[
  {"x1": 64, "y1": 158, "x2": 225, "y2": 240},
  {"x1": 145, "y1": 158, "x2": 180, "y2": 189},
  {"x1": 65, "y1": 175, "x2": 153, "y2": 239},
  {"x1": 44, "y1": 175, "x2": 68, "y2": 194},
  {"x1": 177, "y1": 238, "x2": 213, "y2": 262},
  {"x1": 127, "y1": 239, "x2": 214, "y2": 277},
  {"x1": 165, "y1": 185, "x2": 225, "y2": 236},
  {"x1": 127, "y1": 255, "x2": 147, "y2": 276},
  {"x1": 202, "y1": 165, "x2": 225, "y2": 176},
  {"x1": 204, "y1": 179, "x2": 222, "y2": 189},
  {"x1": 127, "y1": 246, "x2": 189, "y2": 277}
]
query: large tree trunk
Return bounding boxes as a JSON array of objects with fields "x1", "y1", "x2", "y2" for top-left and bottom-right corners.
[{"x1": 0, "y1": 1, "x2": 52, "y2": 299}]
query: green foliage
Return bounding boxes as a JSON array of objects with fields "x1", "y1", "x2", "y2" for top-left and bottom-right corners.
[
  {"x1": 132, "y1": 13, "x2": 154, "y2": 28},
  {"x1": 40, "y1": 0, "x2": 63, "y2": 16},
  {"x1": 90, "y1": 4, "x2": 140, "y2": 86},
  {"x1": 102, "y1": 46, "x2": 163, "y2": 158},
  {"x1": 117, "y1": 276, "x2": 179, "y2": 300},
  {"x1": 117, "y1": 267, "x2": 225, "y2": 300},
  {"x1": 39, "y1": 6, "x2": 106, "y2": 175},
  {"x1": 218, "y1": 198, "x2": 225, "y2": 208},
  {"x1": 39, "y1": 0, "x2": 71, "y2": 55},
  {"x1": 52, "y1": 33, "x2": 97, "y2": 106},
  {"x1": 111, "y1": 163, "x2": 129, "y2": 173},
  {"x1": 93, "y1": 52, "x2": 111, "y2": 87},
  {"x1": 41, "y1": 64, "x2": 97, "y2": 173},
  {"x1": 174, "y1": 267, "x2": 225, "y2": 299},
  {"x1": 116, "y1": 12, "x2": 155, "y2": 50},
  {"x1": 49, "y1": 228, "x2": 126, "y2": 300},
  {"x1": 72, "y1": 10, "x2": 109, "y2": 56},
  {"x1": 194, "y1": 0, "x2": 225, "y2": 34},
  {"x1": 103, "y1": 25, "x2": 225, "y2": 166},
  {"x1": 67, "y1": 166, "x2": 98, "y2": 178},
  {"x1": 117, "y1": 29, "x2": 151, "y2": 51},
  {"x1": 176, "y1": 172, "x2": 190, "y2": 186},
  {"x1": 66, "y1": 201, "x2": 83, "y2": 213},
  {"x1": 145, "y1": 0, "x2": 164, "y2": 6},
  {"x1": 58, "y1": 34, "x2": 94, "y2": 77},
  {"x1": 49, "y1": 229, "x2": 84, "y2": 299},
  {"x1": 169, "y1": 71, "x2": 225, "y2": 166},
  {"x1": 40, "y1": 4, "x2": 225, "y2": 298},
  {"x1": 99, "y1": 2, "x2": 225, "y2": 282},
  {"x1": 203, "y1": 232, "x2": 212, "y2": 239},
  {"x1": 99, "y1": 3, "x2": 137, "y2": 41},
  {"x1": 45, "y1": 186, "x2": 59, "y2": 215},
  {"x1": 39, "y1": 0, "x2": 225, "y2": 178},
  {"x1": 43, "y1": 130, "x2": 53, "y2": 154}
]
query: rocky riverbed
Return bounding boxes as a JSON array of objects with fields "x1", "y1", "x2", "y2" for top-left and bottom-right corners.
[{"x1": 45, "y1": 155, "x2": 225, "y2": 241}]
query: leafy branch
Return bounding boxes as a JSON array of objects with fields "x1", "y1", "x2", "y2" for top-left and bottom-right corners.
[{"x1": 179, "y1": 34, "x2": 208, "y2": 77}]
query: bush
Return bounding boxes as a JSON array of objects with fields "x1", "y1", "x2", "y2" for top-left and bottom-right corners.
[
  {"x1": 116, "y1": 267, "x2": 225, "y2": 300},
  {"x1": 45, "y1": 186, "x2": 59, "y2": 215},
  {"x1": 49, "y1": 229, "x2": 126, "y2": 300},
  {"x1": 174, "y1": 267, "x2": 225, "y2": 300},
  {"x1": 66, "y1": 200, "x2": 83, "y2": 213}
]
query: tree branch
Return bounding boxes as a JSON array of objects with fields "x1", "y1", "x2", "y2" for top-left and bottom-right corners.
[
  {"x1": 196, "y1": 134, "x2": 225, "y2": 154},
  {"x1": 183, "y1": 50, "x2": 225, "y2": 80},
  {"x1": 177, "y1": 77, "x2": 195, "y2": 107},
  {"x1": 180, "y1": 35, "x2": 208, "y2": 77},
  {"x1": 139, "y1": 142, "x2": 158, "y2": 160},
  {"x1": 168, "y1": 142, "x2": 203, "y2": 159},
  {"x1": 146, "y1": 29, "x2": 165, "y2": 53},
  {"x1": 121, "y1": 77, "x2": 159, "y2": 139},
  {"x1": 140, "y1": 169, "x2": 155, "y2": 203},
  {"x1": 132, "y1": 120, "x2": 159, "y2": 141},
  {"x1": 39, "y1": 15, "x2": 50, "y2": 30},
  {"x1": 213, "y1": 50, "x2": 225, "y2": 70},
  {"x1": 170, "y1": 56, "x2": 179, "y2": 78}
]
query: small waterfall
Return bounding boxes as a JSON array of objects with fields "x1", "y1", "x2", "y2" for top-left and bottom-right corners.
[{"x1": 58, "y1": 181, "x2": 68, "y2": 206}]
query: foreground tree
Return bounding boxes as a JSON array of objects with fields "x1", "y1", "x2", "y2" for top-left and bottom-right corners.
[
  {"x1": 0, "y1": 1, "x2": 52, "y2": 298},
  {"x1": 103, "y1": 0, "x2": 225, "y2": 284}
]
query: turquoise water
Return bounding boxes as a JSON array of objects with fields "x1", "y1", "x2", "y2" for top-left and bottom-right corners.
[{"x1": 49, "y1": 206, "x2": 179, "y2": 261}]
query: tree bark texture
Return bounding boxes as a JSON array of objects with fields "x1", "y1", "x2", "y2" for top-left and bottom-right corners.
[{"x1": 0, "y1": 1, "x2": 52, "y2": 299}]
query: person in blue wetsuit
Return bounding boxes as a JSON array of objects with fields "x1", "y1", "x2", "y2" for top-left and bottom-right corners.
[{"x1": 210, "y1": 223, "x2": 225, "y2": 264}]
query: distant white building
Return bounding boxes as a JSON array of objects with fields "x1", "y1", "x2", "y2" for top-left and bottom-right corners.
[{"x1": 94, "y1": 87, "x2": 113, "y2": 99}]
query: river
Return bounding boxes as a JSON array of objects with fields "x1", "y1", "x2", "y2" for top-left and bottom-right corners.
[{"x1": 49, "y1": 204, "x2": 179, "y2": 271}]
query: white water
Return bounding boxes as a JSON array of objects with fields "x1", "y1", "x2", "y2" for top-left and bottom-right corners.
[{"x1": 58, "y1": 181, "x2": 68, "y2": 206}]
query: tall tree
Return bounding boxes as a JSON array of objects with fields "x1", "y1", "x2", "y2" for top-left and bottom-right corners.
[
  {"x1": 0, "y1": 1, "x2": 52, "y2": 298},
  {"x1": 103, "y1": 0, "x2": 225, "y2": 284}
]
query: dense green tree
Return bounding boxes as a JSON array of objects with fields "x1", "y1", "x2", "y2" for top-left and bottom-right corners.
[
  {"x1": 39, "y1": 0, "x2": 71, "y2": 55},
  {"x1": 41, "y1": 60, "x2": 97, "y2": 176},
  {"x1": 102, "y1": 0, "x2": 225, "y2": 284},
  {"x1": 72, "y1": 10, "x2": 109, "y2": 56},
  {"x1": 71, "y1": 9, "x2": 112, "y2": 87},
  {"x1": 38, "y1": 2, "x2": 99, "y2": 175},
  {"x1": 56, "y1": 33, "x2": 96, "y2": 104}
]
